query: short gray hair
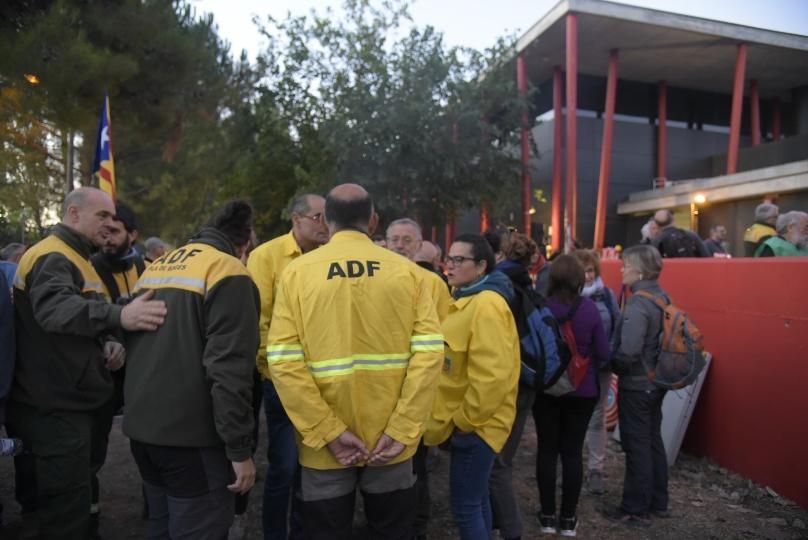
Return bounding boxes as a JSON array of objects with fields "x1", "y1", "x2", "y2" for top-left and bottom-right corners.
[
  {"x1": 145, "y1": 237, "x2": 165, "y2": 251},
  {"x1": 386, "y1": 218, "x2": 422, "y2": 240},
  {"x1": 755, "y1": 203, "x2": 779, "y2": 222},
  {"x1": 286, "y1": 194, "x2": 321, "y2": 217},
  {"x1": 61, "y1": 188, "x2": 90, "y2": 218},
  {"x1": 776, "y1": 211, "x2": 807, "y2": 234},
  {"x1": 622, "y1": 244, "x2": 663, "y2": 281}
]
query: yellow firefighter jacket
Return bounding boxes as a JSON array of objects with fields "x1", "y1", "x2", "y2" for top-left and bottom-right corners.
[
  {"x1": 424, "y1": 290, "x2": 520, "y2": 453},
  {"x1": 247, "y1": 231, "x2": 303, "y2": 380},
  {"x1": 267, "y1": 230, "x2": 443, "y2": 470}
]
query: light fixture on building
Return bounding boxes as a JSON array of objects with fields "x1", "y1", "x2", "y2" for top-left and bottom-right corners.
[
  {"x1": 690, "y1": 193, "x2": 706, "y2": 231},
  {"x1": 529, "y1": 207, "x2": 537, "y2": 215},
  {"x1": 23, "y1": 73, "x2": 40, "y2": 85}
]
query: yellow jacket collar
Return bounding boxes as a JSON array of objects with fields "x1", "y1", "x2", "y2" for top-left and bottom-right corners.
[
  {"x1": 329, "y1": 230, "x2": 371, "y2": 243},
  {"x1": 283, "y1": 231, "x2": 303, "y2": 257},
  {"x1": 451, "y1": 295, "x2": 474, "y2": 311}
]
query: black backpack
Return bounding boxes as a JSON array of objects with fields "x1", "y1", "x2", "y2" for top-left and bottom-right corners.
[{"x1": 657, "y1": 228, "x2": 700, "y2": 258}]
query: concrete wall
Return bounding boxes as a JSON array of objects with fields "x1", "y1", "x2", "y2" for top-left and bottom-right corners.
[{"x1": 601, "y1": 258, "x2": 808, "y2": 509}]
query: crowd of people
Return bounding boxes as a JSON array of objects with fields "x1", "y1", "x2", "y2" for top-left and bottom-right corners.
[
  {"x1": 637, "y1": 203, "x2": 807, "y2": 258},
  {"x1": 0, "y1": 186, "x2": 804, "y2": 540}
]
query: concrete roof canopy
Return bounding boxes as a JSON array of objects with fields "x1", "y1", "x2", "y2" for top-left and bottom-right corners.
[{"x1": 516, "y1": 0, "x2": 808, "y2": 100}]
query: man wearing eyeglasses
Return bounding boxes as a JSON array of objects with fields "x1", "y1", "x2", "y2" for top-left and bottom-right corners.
[
  {"x1": 386, "y1": 218, "x2": 450, "y2": 540},
  {"x1": 247, "y1": 193, "x2": 329, "y2": 540}
]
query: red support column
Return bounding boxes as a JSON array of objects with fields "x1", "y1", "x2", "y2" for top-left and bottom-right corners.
[
  {"x1": 431, "y1": 225, "x2": 438, "y2": 244},
  {"x1": 517, "y1": 54, "x2": 531, "y2": 237},
  {"x1": 727, "y1": 43, "x2": 748, "y2": 174},
  {"x1": 750, "y1": 79, "x2": 761, "y2": 146},
  {"x1": 594, "y1": 50, "x2": 619, "y2": 250},
  {"x1": 445, "y1": 217, "x2": 456, "y2": 250},
  {"x1": 551, "y1": 66, "x2": 563, "y2": 254},
  {"x1": 565, "y1": 13, "x2": 578, "y2": 239},
  {"x1": 479, "y1": 202, "x2": 490, "y2": 233},
  {"x1": 657, "y1": 80, "x2": 667, "y2": 181},
  {"x1": 772, "y1": 97, "x2": 781, "y2": 141}
]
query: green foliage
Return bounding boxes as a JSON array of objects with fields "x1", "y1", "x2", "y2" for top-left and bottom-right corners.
[
  {"x1": 254, "y1": 0, "x2": 530, "y2": 228},
  {"x1": 0, "y1": 0, "x2": 532, "y2": 244}
]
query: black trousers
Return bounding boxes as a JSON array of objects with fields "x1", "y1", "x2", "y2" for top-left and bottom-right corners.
[
  {"x1": 618, "y1": 388, "x2": 669, "y2": 516},
  {"x1": 6, "y1": 402, "x2": 94, "y2": 540},
  {"x1": 130, "y1": 441, "x2": 235, "y2": 539},
  {"x1": 412, "y1": 440, "x2": 431, "y2": 537},
  {"x1": 90, "y1": 396, "x2": 117, "y2": 508},
  {"x1": 533, "y1": 393, "x2": 597, "y2": 519}
]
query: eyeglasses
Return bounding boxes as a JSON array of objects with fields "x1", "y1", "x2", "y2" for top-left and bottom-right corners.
[
  {"x1": 387, "y1": 236, "x2": 416, "y2": 245},
  {"x1": 299, "y1": 213, "x2": 324, "y2": 223},
  {"x1": 444, "y1": 255, "x2": 477, "y2": 266}
]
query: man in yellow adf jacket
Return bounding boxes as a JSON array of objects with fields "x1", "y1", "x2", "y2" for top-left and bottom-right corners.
[{"x1": 267, "y1": 184, "x2": 443, "y2": 540}]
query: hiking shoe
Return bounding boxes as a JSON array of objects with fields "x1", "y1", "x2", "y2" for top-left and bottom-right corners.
[
  {"x1": 588, "y1": 471, "x2": 605, "y2": 495},
  {"x1": 559, "y1": 516, "x2": 578, "y2": 537},
  {"x1": 538, "y1": 514, "x2": 557, "y2": 534},
  {"x1": 601, "y1": 506, "x2": 651, "y2": 528}
]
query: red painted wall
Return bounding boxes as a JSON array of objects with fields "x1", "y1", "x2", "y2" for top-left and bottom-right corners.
[{"x1": 601, "y1": 258, "x2": 808, "y2": 509}]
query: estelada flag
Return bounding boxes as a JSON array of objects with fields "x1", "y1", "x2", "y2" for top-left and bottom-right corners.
[{"x1": 92, "y1": 93, "x2": 116, "y2": 200}]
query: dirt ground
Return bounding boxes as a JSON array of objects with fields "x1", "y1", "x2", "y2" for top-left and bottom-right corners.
[{"x1": 1, "y1": 414, "x2": 806, "y2": 540}]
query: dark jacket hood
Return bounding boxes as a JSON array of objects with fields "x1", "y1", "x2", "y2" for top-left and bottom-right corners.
[{"x1": 453, "y1": 270, "x2": 514, "y2": 303}]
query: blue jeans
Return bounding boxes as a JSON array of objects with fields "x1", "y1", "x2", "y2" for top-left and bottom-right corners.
[
  {"x1": 262, "y1": 380, "x2": 302, "y2": 540},
  {"x1": 449, "y1": 431, "x2": 496, "y2": 540}
]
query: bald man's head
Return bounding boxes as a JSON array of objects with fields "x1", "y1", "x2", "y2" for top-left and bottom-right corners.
[
  {"x1": 414, "y1": 240, "x2": 440, "y2": 265},
  {"x1": 62, "y1": 187, "x2": 115, "y2": 247},
  {"x1": 325, "y1": 183, "x2": 377, "y2": 234},
  {"x1": 653, "y1": 209, "x2": 674, "y2": 228}
]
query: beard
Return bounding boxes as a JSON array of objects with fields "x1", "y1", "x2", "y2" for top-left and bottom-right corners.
[{"x1": 101, "y1": 241, "x2": 132, "y2": 265}]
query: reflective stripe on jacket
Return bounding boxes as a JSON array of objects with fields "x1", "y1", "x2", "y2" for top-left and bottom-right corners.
[
  {"x1": 267, "y1": 230, "x2": 443, "y2": 470},
  {"x1": 123, "y1": 228, "x2": 260, "y2": 462}
]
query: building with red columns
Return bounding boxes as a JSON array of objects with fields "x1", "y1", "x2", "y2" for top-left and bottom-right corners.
[{"x1": 458, "y1": 0, "x2": 808, "y2": 255}]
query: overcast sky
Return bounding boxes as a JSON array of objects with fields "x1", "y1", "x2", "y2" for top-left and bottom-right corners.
[{"x1": 192, "y1": 0, "x2": 808, "y2": 61}]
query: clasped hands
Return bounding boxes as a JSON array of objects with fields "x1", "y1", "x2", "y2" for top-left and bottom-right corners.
[{"x1": 326, "y1": 430, "x2": 404, "y2": 467}]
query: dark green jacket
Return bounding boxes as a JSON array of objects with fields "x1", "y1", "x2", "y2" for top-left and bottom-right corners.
[
  {"x1": 12, "y1": 224, "x2": 122, "y2": 412},
  {"x1": 123, "y1": 228, "x2": 260, "y2": 462}
]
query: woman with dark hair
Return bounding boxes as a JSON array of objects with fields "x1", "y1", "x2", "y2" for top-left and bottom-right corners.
[
  {"x1": 533, "y1": 254, "x2": 610, "y2": 537},
  {"x1": 425, "y1": 234, "x2": 520, "y2": 540},
  {"x1": 605, "y1": 244, "x2": 669, "y2": 527},
  {"x1": 488, "y1": 232, "x2": 539, "y2": 540}
]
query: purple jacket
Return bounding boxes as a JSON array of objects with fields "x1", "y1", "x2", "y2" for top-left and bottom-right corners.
[{"x1": 547, "y1": 296, "x2": 610, "y2": 398}]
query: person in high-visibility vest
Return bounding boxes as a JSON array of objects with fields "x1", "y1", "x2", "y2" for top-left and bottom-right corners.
[{"x1": 267, "y1": 184, "x2": 443, "y2": 539}]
